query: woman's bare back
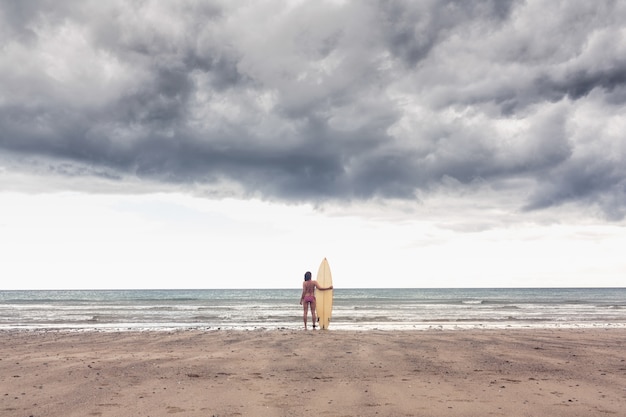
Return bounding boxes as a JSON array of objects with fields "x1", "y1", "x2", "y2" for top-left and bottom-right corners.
[{"x1": 303, "y1": 280, "x2": 316, "y2": 296}]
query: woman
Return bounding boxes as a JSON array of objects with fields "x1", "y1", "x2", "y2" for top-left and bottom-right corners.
[{"x1": 300, "y1": 271, "x2": 333, "y2": 329}]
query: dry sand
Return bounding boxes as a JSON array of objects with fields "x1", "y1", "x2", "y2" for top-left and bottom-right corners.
[{"x1": 1, "y1": 329, "x2": 625, "y2": 416}]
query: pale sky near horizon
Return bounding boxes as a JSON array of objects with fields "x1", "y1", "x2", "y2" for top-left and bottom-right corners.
[{"x1": 1, "y1": 1, "x2": 626, "y2": 289}]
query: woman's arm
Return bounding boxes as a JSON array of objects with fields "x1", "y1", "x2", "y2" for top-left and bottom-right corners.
[
  {"x1": 300, "y1": 282, "x2": 306, "y2": 304},
  {"x1": 315, "y1": 281, "x2": 333, "y2": 291}
]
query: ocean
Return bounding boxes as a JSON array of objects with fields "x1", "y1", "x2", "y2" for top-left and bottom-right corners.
[{"x1": 1, "y1": 288, "x2": 625, "y2": 331}]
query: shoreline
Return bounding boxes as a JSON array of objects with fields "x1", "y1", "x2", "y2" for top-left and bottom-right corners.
[
  {"x1": 2, "y1": 320, "x2": 626, "y2": 332},
  {"x1": 2, "y1": 328, "x2": 625, "y2": 416}
]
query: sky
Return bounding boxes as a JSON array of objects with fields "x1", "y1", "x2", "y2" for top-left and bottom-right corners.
[{"x1": 1, "y1": 0, "x2": 625, "y2": 289}]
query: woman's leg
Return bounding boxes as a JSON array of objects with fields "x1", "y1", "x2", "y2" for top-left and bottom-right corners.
[
  {"x1": 311, "y1": 300, "x2": 317, "y2": 328},
  {"x1": 303, "y1": 302, "x2": 309, "y2": 329}
]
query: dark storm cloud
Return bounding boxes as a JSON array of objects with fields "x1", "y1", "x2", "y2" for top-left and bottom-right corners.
[
  {"x1": 536, "y1": 65, "x2": 626, "y2": 102},
  {"x1": 1, "y1": 0, "x2": 625, "y2": 218},
  {"x1": 378, "y1": 0, "x2": 518, "y2": 67}
]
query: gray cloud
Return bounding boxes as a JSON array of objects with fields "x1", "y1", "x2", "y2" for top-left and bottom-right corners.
[{"x1": 1, "y1": 0, "x2": 625, "y2": 218}]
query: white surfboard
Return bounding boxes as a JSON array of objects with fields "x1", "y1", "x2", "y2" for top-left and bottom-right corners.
[{"x1": 315, "y1": 258, "x2": 334, "y2": 330}]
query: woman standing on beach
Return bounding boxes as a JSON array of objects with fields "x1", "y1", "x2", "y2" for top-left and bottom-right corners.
[{"x1": 300, "y1": 271, "x2": 333, "y2": 330}]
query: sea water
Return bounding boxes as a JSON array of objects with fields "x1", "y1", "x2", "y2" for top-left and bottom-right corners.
[{"x1": 1, "y1": 288, "x2": 625, "y2": 331}]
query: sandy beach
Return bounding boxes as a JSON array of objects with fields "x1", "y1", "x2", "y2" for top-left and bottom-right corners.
[{"x1": 1, "y1": 329, "x2": 625, "y2": 416}]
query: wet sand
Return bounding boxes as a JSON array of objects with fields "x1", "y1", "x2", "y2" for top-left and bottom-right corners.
[{"x1": 1, "y1": 329, "x2": 625, "y2": 416}]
